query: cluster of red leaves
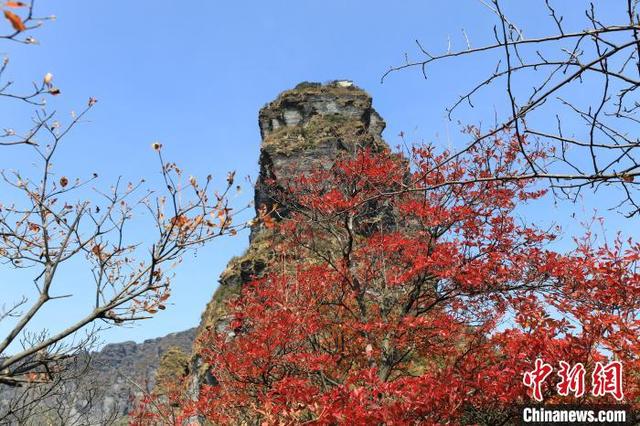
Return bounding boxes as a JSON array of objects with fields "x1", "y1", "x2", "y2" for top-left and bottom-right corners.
[
  {"x1": 141, "y1": 135, "x2": 640, "y2": 424},
  {"x1": 128, "y1": 373, "x2": 192, "y2": 425}
]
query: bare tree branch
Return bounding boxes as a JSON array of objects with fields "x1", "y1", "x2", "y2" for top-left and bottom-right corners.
[{"x1": 384, "y1": 0, "x2": 640, "y2": 215}]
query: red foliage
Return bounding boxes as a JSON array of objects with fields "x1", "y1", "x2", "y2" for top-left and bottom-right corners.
[{"x1": 143, "y1": 135, "x2": 640, "y2": 424}]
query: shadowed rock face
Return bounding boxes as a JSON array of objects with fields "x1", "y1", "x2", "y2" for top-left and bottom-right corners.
[{"x1": 189, "y1": 81, "x2": 390, "y2": 399}]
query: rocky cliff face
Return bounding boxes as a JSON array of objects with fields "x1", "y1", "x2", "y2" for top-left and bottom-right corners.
[
  {"x1": 89, "y1": 328, "x2": 195, "y2": 419},
  {"x1": 189, "y1": 81, "x2": 389, "y2": 397},
  {"x1": 255, "y1": 81, "x2": 386, "y2": 220},
  {"x1": 0, "y1": 328, "x2": 195, "y2": 425}
]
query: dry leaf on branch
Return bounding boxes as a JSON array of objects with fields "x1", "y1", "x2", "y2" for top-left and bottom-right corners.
[
  {"x1": 5, "y1": 2, "x2": 27, "y2": 8},
  {"x1": 3, "y1": 9, "x2": 25, "y2": 32}
]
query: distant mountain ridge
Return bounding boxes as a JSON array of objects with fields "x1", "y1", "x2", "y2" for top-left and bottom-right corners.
[
  {"x1": 91, "y1": 327, "x2": 196, "y2": 418},
  {"x1": 0, "y1": 327, "x2": 196, "y2": 424}
]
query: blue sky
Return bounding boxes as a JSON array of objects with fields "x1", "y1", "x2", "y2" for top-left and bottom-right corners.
[{"x1": 0, "y1": 1, "x2": 636, "y2": 349}]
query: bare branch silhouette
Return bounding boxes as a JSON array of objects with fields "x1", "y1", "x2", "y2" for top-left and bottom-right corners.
[{"x1": 385, "y1": 0, "x2": 640, "y2": 215}]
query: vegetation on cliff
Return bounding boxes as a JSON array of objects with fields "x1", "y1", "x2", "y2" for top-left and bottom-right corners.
[{"x1": 134, "y1": 84, "x2": 640, "y2": 425}]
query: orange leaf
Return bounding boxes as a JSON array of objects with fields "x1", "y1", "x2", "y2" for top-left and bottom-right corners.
[
  {"x1": 4, "y1": 10, "x2": 25, "y2": 32},
  {"x1": 5, "y1": 2, "x2": 27, "y2": 8},
  {"x1": 170, "y1": 214, "x2": 187, "y2": 227},
  {"x1": 91, "y1": 244, "x2": 102, "y2": 257}
]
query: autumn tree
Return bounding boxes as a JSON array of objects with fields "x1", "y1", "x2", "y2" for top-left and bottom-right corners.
[
  {"x1": 138, "y1": 135, "x2": 640, "y2": 424},
  {"x1": 385, "y1": 0, "x2": 640, "y2": 216},
  {"x1": 0, "y1": 2, "x2": 244, "y2": 422}
]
